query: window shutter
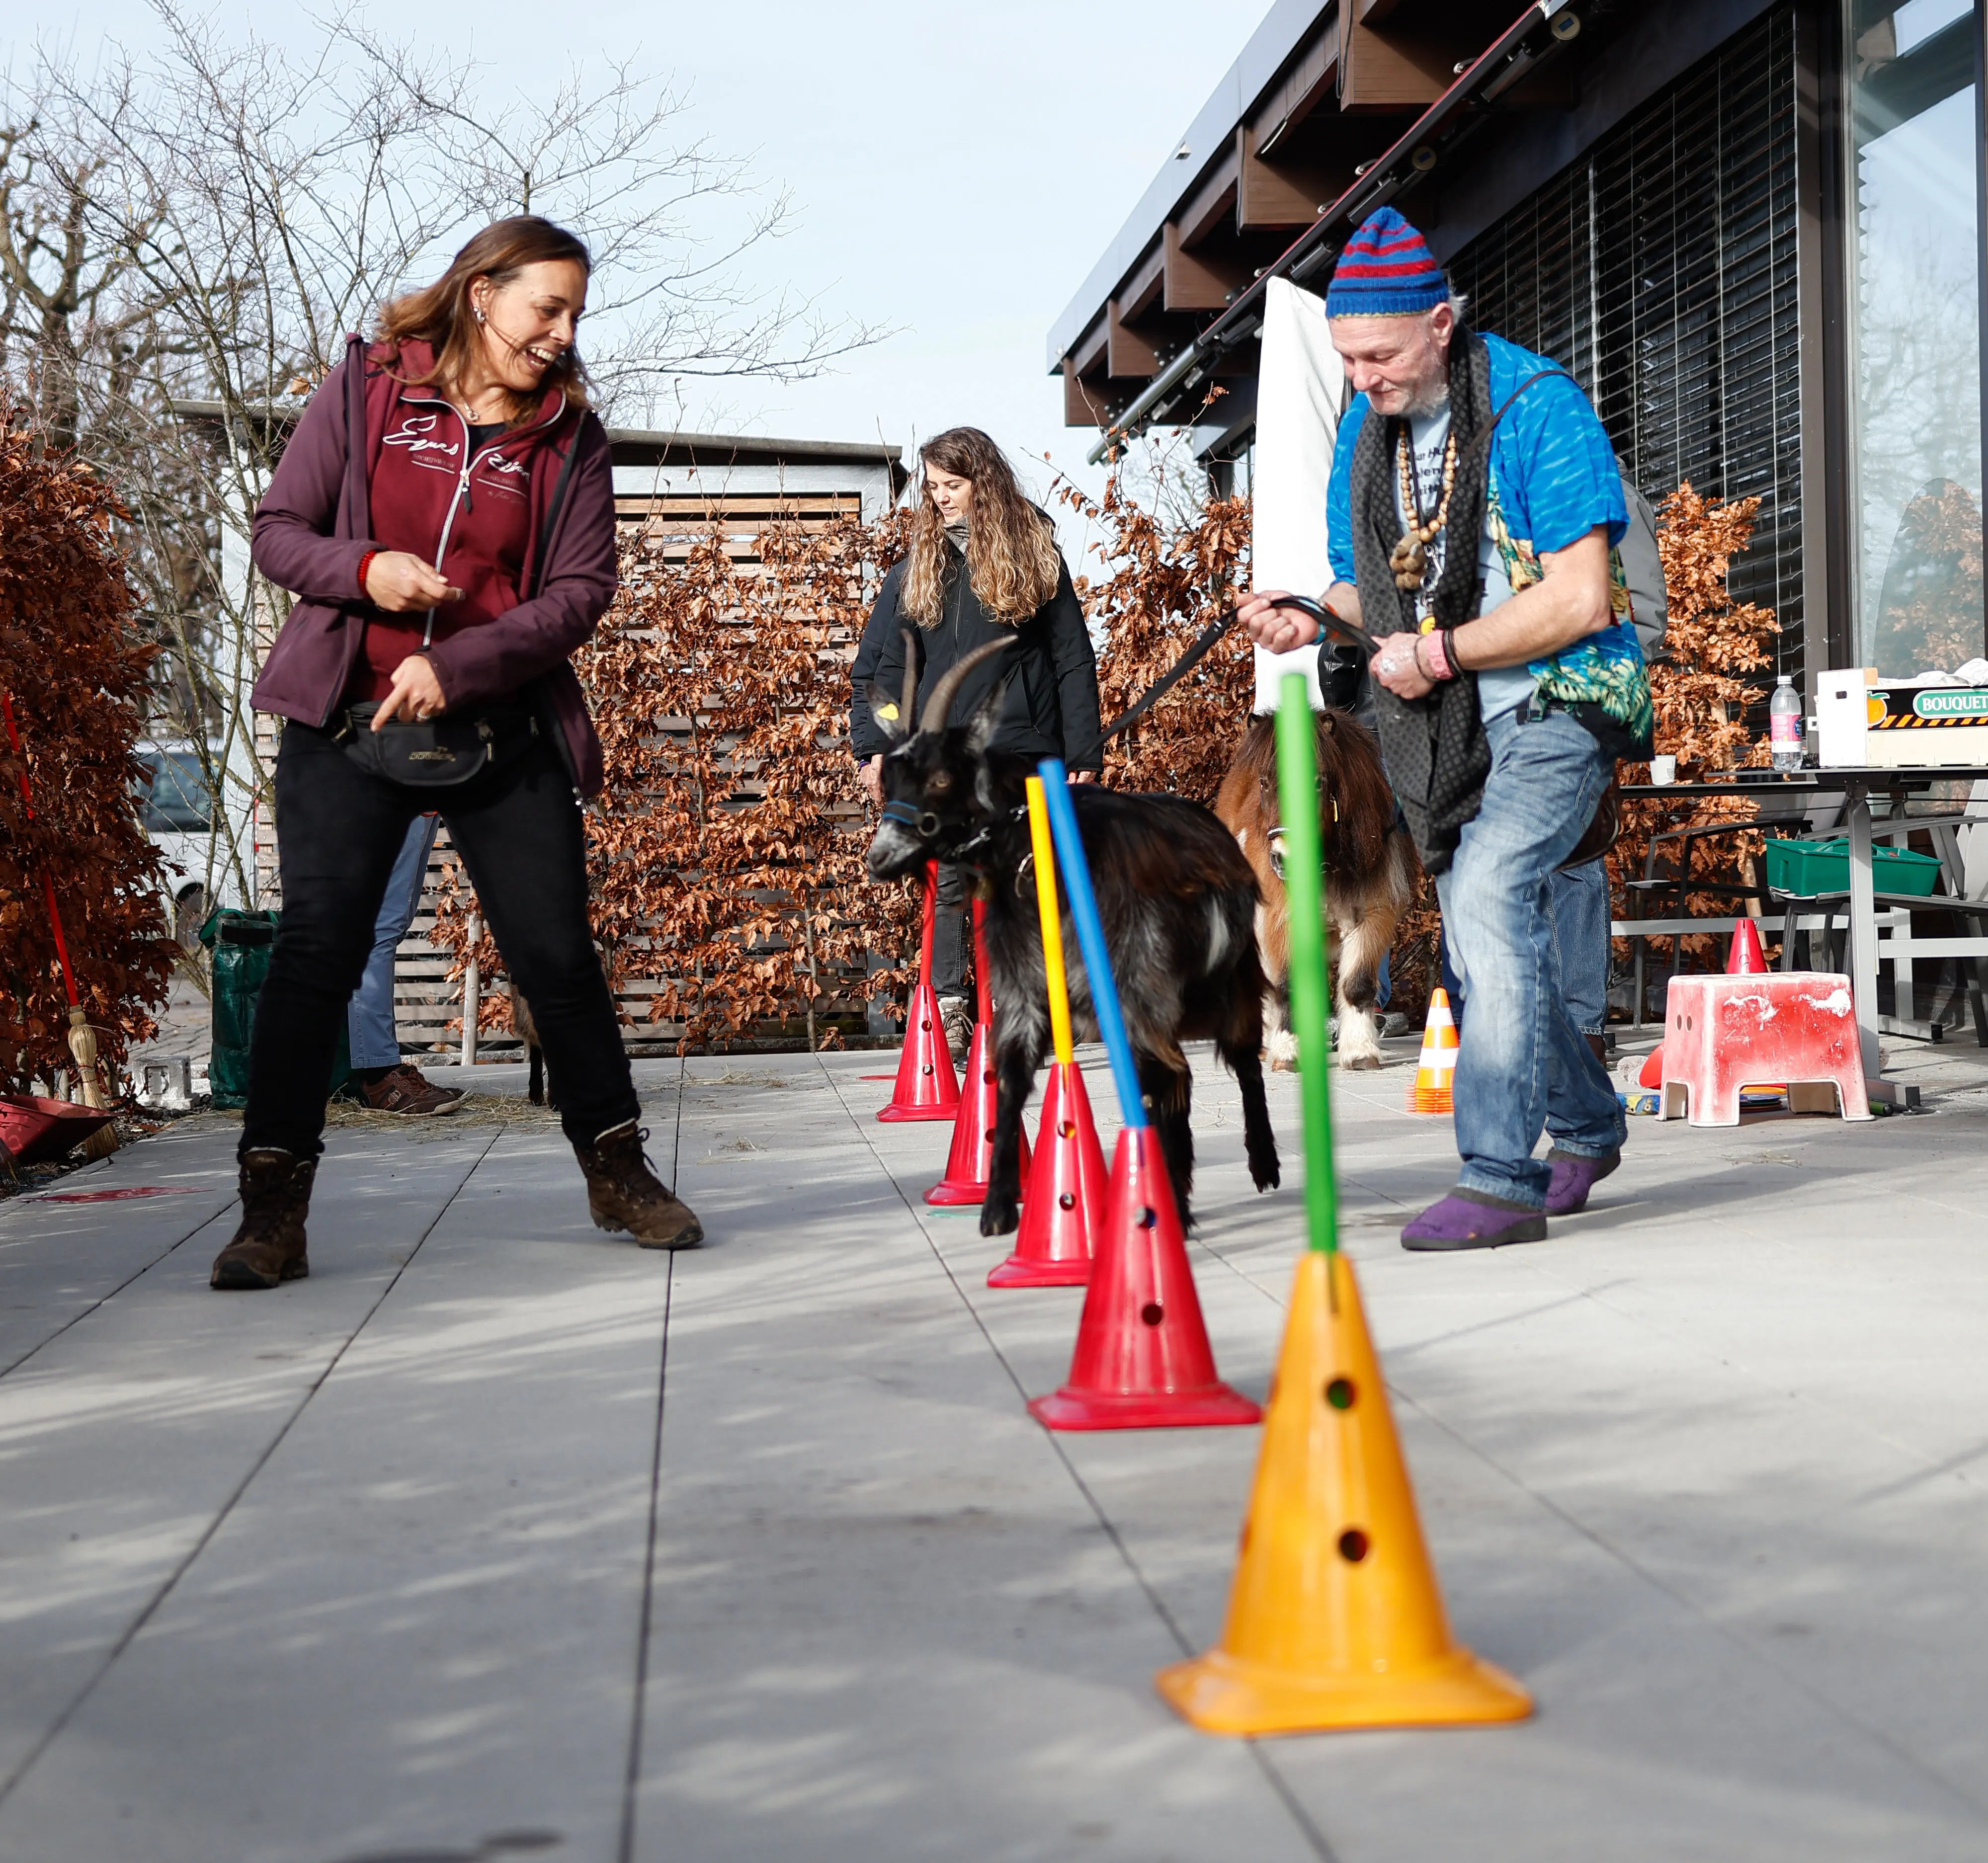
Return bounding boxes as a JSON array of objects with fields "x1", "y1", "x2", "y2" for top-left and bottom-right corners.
[{"x1": 1449, "y1": 8, "x2": 1803, "y2": 680}]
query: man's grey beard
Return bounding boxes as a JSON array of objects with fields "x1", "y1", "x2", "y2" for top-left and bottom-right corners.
[{"x1": 1404, "y1": 377, "x2": 1451, "y2": 419}]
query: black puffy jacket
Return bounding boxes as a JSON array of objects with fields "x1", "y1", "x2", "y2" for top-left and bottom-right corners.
[{"x1": 848, "y1": 539, "x2": 1103, "y2": 772}]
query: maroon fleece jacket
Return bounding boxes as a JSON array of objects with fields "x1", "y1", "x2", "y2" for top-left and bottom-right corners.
[{"x1": 250, "y1": 336, "x2": 618, "y2": 795}]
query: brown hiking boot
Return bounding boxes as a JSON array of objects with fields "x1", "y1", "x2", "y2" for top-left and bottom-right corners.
[
  {"x1": 576, "y1": 1120, "x2": 703, "y2": 1250},
  {"x1": 354, "y1": 1064, "x2": 465, "y2": 1117},
  {"x1": 937, "y1": 995, "x2": 974, "y2": 1060},
  {"x1": 210, "y1": 1150, "x2": 317, "y2": 1290}
]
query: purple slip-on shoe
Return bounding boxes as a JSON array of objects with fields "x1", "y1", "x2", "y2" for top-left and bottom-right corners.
[
  {"x1": 1400, "y1": 1192, "x2": 1547, "y2": 1252},
  {"x1": 1546, "y1": 1148, "x2": 1621, "y2": 1216}
]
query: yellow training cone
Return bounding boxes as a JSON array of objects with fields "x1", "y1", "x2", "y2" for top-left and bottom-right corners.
[
  {"x1": 1155, "y1": 1248, "x2": 1532, "y2": 1734},
  {"x1": 1156, "y1": 676, "x2": 1531, "y2": 1736},
  {"x1": 1408, "y1": 986, "x2": 1459, "y2": 1114}
]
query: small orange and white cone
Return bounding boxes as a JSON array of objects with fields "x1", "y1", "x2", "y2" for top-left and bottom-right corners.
[{"x1": 1408, "y1": 988, "x2": 1459, "y2": 1115}]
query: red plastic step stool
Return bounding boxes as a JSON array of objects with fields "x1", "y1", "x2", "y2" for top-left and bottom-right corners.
[{"x1": 1657, "y1": 972, "x2": 1871, "y2": 1128}]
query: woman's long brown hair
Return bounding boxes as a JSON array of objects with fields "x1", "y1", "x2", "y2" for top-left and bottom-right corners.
[
  {"x1": 900, "y1": 427, "x2": 1062, "y2": 625},
  {"x1": 375, "y1": 217, "x2": 593, "y2": 427}
]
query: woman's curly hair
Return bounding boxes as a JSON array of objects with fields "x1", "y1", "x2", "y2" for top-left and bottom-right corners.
[{"x1": 900, "y1": 427, "x2": 1062, "y2": 626}]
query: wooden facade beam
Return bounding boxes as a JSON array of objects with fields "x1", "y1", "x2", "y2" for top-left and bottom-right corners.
[
  {"x1": 1106, "y1": 298, "x2": 1161, "y2": 380},
  {"x1": 1163, "y1": 220, "x2": 1249, "y2": 312},
  {"x1": 1176, "y1": 146, "x2": 1242, "y2": 247},
  {"x1": 1250, "y1": 24, "x2": 1338, "y2": 156},
  {"x1": 1117, "y1": 241, "x2": 1166, "y2": 323},
  {"x1": 1063, "y1": 359, "x2": 1111, "y2": 429},
  {"x1": 1237, "y1": 122, "x2": 1341, "y2": 232}
]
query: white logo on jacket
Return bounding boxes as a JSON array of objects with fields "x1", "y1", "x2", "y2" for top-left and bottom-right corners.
[
  {"x1": 474, "y1": 449, "x2": 530, "y2": 501},
  {"x1": 383, "y1": 412, "x2": 460, "y2": 472}
]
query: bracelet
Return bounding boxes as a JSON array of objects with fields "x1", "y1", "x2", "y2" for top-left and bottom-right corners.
[
  {"x1": 357, "y1": 550, "x2": 380, "y2": 600},
  {"x1": 1418, "y1": 630, "x2": 1455, "y2": 681},
  {"x1": 1443, "y1": 625, "x2": 1462, "y2": 675}
]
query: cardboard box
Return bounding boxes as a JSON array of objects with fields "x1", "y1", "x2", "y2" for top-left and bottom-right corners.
[
  {"x1": 1816, "y1": 669, "x2": 1868, "y2": 767},
  {"x1": 1815, "y1": 670, "x2": 1988, "y2": 768},
  {"x1": 1863, "y1": 681, "x2": 1988, "y2": 767}
]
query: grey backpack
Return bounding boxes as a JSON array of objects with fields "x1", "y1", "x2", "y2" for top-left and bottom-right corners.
[{"x1": 1615, "y1": 456, "x2": 1667, "y2": 657}]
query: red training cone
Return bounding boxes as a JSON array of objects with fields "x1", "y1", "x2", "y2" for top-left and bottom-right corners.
[
  {"x1": 1028, "y1": 1126, "x2": 1261, "y2": 1430},
  {"x1": 879, "y1": 862, "x2": 961, "y2": 1124},
  {"x1": 1638, "y1": 1048, "x2": 1663, "y2": 1089},
  {"x1": 1727, "y1": 918, "x2": 1769, "y2": 974},
  {"x1": 928, "y1": 897, "x2": 1028, "y2": 1201},
  {"x1": 989, "y1": 1060, "x2": 1105, "y2": 1286},
  {"x1": 927, "y1": 1016, "x2": 1031, "y2": 1204}
]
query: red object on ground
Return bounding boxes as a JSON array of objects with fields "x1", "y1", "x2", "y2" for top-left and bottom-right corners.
[
  {"x1": 878, "y1": 862, "x2": 962, "y2": 1124},
  {"x1": 926, "y1": 899, "x2": 1029, "y2": 1205},
  {"x1": 1027, "y1": 1126, "x2": 1262, "y2": 1430},
  {"x1": 0, "y1": 1095, "x2": 116, "y2": 1166},
  {"x1": 1727, "y1": 919, "x2": 1769, "y2": 974},
  {"x1": 1638, "y1": 1048, "x2": 1663, "y2": 1089},
  {"x1": 35, "y1": 1187, "x2": 194, "y2": 1204},
  {"x1": 1657, "y1": 972, "x2": 1871, "y2": 1127},
  {"x1": 989, "y1": 1060, "x2": 1106, "y2": 1286}
]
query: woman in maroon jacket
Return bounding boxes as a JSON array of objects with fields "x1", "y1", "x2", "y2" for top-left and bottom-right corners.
[{"x1": 210, "y1": 216, "x2": 701, "y2": 1291}]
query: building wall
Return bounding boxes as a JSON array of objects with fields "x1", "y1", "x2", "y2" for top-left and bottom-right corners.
[{"x1": 1448, "y1": 6, "x2": 1806, "y2": 687}]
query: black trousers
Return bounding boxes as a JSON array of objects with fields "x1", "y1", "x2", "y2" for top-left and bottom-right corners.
[
  {"x1": 242, "y1": 722, "x2": 639, "y2": 1158},
  {"x1": 932, "y1": 860, "x2": 973, "y2": 1001}
]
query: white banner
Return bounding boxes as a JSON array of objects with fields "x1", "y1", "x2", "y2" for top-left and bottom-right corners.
[{"x1": 1250, "y1": 276, "x2": 1344, "y2": 714}]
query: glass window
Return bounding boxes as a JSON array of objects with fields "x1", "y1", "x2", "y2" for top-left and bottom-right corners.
[
  {"x1": 1847, "y1": 0, "x2": 1985, "y2": 674},
  {"x1": 135, "y1": 746, "x2": 214, "y2": 832}
]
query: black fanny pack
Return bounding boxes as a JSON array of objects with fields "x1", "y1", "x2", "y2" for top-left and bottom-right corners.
[{"x1": 334, "y1": 700, "x2": 541, "y2": 788}]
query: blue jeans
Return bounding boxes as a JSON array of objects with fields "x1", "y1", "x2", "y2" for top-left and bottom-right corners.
[
  {"x1": 1549, "y1": 858, "x2": 1611, "y2": 1039},
  {"x1": 346, "y1": 813, "x2": 440, "y2": 1068},
  {"x1": 1434, "y1": 708, "x2": 1624, "y2": 1207}
]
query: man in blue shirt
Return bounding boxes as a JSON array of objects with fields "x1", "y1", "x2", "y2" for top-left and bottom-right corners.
[{"x1": 1242, "y1": 208, "x2": 1651, "y2": 1249}]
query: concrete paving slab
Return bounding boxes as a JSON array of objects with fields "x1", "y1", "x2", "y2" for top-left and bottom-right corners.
[
  {"x1": 0, "y1": 1030, "x2": 1986, "y2": 1860},
  {"x1": 630, "y1": 1055, "x2": 1316, "y2": 1863},
  {"x1": 0, "y1": 1116, "x2": 507, "y2": 1818},
  {"x1": 0, "y1": 1112, "x2": 675, "y2": 1863}
]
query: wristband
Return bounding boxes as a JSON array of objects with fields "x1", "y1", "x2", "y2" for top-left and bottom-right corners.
[
  {"x1": 357, "y1": 550, "x2": 380, "y2": 601},
  {"x1": 1418, "y1": 630, "x2": 1454, "y2": 681}
]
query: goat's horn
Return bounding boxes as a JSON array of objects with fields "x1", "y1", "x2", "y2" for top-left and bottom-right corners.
[
  {"x1": 899, "y1": 630, "x2": 917, "y2": 731},
  {"x1": 918, "y1": 636, "x2": 1013, "y2": 735}
]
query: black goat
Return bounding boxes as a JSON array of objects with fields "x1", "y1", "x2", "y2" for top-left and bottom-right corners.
[{"x1": 864, "y1": 637, "x2": 1279, "y2": 1234}]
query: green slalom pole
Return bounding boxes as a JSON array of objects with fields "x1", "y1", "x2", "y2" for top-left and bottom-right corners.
[{"x1": 1273, "y1": 672, "x2": 1339, "y2": 1255}]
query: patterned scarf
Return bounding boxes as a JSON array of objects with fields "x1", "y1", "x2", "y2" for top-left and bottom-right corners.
[{"x1": 1347, "y1": 326, "x2": 1494, "y2": 875}]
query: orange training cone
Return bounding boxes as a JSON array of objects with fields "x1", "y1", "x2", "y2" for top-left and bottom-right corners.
[
  {"x1": 1407, "y1": 987, "x2": 1459, "y2": 1114},
  {"x1": 991, "y1": 1060, "x2": 1106, "y2": 1286},
  {"x1": 927, "y1": 898, "x2": 1030, "y2": 1204},
  {"x1": 878, "y1": 861, "x2": 961, "y2": 1123},
  {"x1": 1157, "y1": 672, "x2": 1533, "y2": 1735},
  {"x1": 1638, "y1": 1047, "x2": 1664, "y2": 1089},
  {"x1": 1027, "y1": 1125, "x2": 1261, "y2": 1430},
  {"x1": 1727, "y1": 918, "x2": 1768, "y2": 974},
  {"x1": 1156, "y1": 1250, "x2": 1532, "y2": 1733},
  {"x1": 991, "y1": 775, "x2": 1106, "y2": 1285}
]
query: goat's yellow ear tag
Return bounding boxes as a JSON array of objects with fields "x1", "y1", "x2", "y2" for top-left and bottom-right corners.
[{"x1": 877, "y1": 702, "x2": 899, "y2": 721}]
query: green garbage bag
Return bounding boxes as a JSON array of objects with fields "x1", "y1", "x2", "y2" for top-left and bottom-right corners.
[
  {"x1": 200, "y1": 909, "x2": 277, "y2": 1110},
  {"x1": 199, "y1": 908, "x2": 353, "y2": 1110}
]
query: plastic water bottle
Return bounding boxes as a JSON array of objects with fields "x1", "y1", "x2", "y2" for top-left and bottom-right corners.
[{"x1": 1770, "y1": 674, "x2": 1804, "y2": 772}]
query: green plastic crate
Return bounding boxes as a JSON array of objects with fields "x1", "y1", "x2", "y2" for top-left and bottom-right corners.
[{"x1": 1763, "y1": 836, "x2": 1944, "y2": 899}]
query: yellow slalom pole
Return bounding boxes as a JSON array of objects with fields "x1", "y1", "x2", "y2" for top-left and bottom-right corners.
[{"x1": 1024, "y1": 777, "x2": 1075, "y2": 1066}]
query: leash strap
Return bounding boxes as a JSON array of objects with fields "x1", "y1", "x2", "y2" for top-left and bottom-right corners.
[{"x1": 1100, "y1": 595, "x2": 1379, "y2": 740}]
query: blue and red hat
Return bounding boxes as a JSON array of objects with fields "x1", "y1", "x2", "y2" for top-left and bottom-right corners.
[{"x1": 1325, "y1": 207, "x2": 1449, "y2": 318}]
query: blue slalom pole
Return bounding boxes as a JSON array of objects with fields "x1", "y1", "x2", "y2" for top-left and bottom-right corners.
[{"x1": 1037, "y1": 758, "x2": 1146, "y2": 1132}]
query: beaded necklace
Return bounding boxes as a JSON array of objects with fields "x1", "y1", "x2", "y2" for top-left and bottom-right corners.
[{"x1": 1389, "y1": 426, "x2": 1458, "y2": 591}]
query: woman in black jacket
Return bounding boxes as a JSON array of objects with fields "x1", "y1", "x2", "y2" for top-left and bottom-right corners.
[{"x1": 850, "y1": 427, "x2": 1101, "y2": 1048}]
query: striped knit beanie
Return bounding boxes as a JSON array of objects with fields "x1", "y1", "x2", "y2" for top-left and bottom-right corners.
[{"x1": 1325, "y1": 207, "x2": 1449, "y2": 318}]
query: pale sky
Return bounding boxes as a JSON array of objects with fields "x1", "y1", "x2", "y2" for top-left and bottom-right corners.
[{"x1": 12, "y1": 1, "x2": 1267, "y2": 512}]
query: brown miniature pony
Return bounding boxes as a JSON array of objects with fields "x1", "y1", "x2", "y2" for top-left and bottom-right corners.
[{"x1": 1214, "y1": 708, "x2": 1418, "y2": 1070}]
